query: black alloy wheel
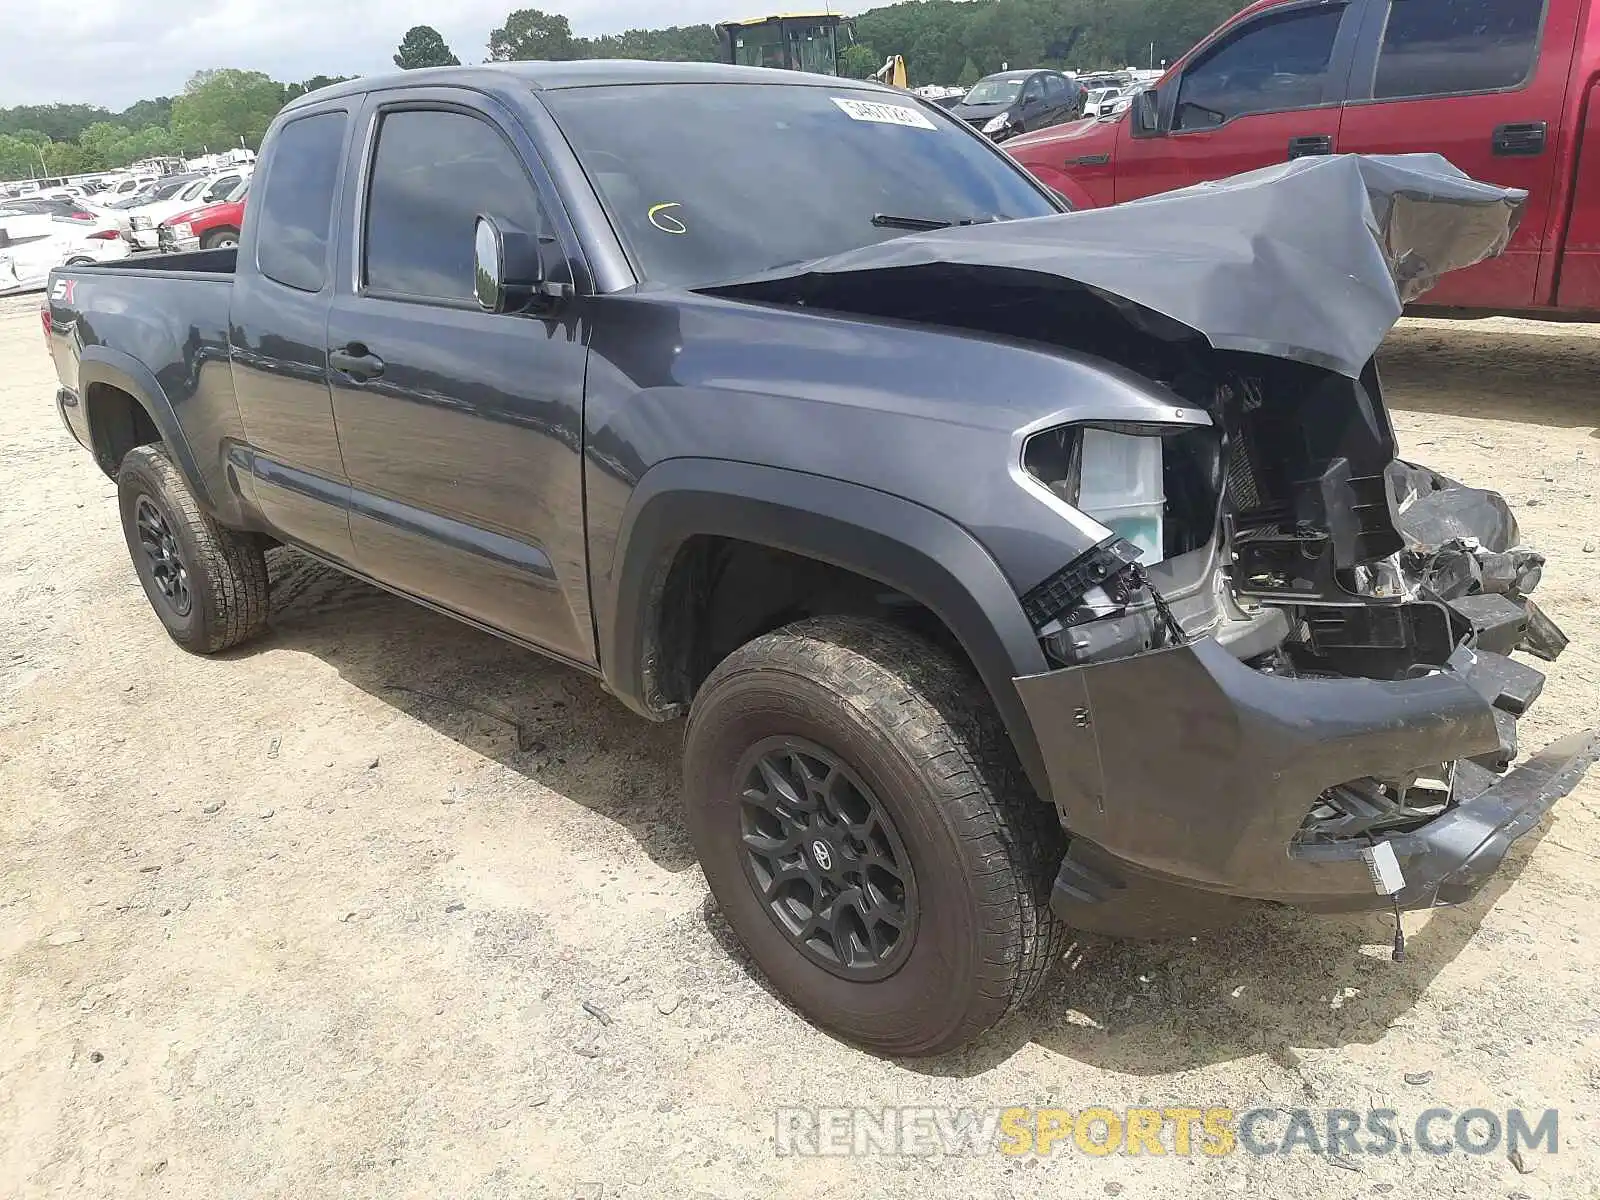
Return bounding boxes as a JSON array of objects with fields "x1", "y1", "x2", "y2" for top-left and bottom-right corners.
[
  {"x1": 134, "y1": 494, "x2": 192, "y2": 617},
  {"x1": 737, "y1": 737, "x2": 917, "y2": 981}
]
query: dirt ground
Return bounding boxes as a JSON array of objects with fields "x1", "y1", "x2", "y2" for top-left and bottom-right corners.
[{"x1": 1, "y1": 296, "x2": 1597, "y2": 1199}]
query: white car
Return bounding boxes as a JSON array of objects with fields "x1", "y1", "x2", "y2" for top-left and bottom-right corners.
[
  {"x1": 0, "y1": 213, "x2": 130, "y2": 295},
  {"x1": 1083, "y1": 87, "x2": 1135, "y2": 120},
  {"x1": 100, "y1": 171, "x2": 251, "y2": 250}
]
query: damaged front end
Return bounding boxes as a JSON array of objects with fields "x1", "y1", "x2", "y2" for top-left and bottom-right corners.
[
  {"x1": 1011, "y1": 363, "x2": 1598, "y2": 934},
  {"x1": 710, "y1": 154, "x2": 1598, "y2": 935}
]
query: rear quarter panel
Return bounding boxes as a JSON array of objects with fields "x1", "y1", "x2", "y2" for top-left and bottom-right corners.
[{"x1": 48, "y1": 266, "x2": 246, "y2": 516}]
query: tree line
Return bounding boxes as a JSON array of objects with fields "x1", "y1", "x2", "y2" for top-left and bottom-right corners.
[{"x1": 1, "y1": 0, "x2": 1246, "y2": 180}]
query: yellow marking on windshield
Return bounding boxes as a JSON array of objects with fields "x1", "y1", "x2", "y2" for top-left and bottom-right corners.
[{"x1": 649, "y1": 202, "x2": 688, "y2": 235}]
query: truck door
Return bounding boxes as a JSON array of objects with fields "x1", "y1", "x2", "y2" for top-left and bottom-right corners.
[
  {"x1": 228, "y1": 105, "x2": 356, "y2": 559},
  {"x1": 1337, "y1": 0, "x2": 1574, "y2": 309},
  {"x1": 324, "y1": 94, "x2": 595, "y2": 667},
  {"x1": 1115, "y1": 0, "x2": 1361, "y2": 204}
]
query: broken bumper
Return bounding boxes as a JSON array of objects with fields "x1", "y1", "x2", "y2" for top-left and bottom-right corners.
[{"x1": 1015, "y1": 636, "x2": 1598, "y2": 935}]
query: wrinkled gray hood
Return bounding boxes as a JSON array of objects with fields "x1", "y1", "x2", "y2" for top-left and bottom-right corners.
[{"x1": 707, "y1": 154, "x2": 1526, "y2": 379}]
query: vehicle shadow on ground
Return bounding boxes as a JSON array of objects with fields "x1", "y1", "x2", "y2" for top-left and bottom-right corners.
[
  {"x1": 696, "y1": 820, "x2": 1545, "y2": 1077},
  {"x1": 257, "y1": 547, "x2": 1540, "y2": 1078},
  {"x1": 918, "y1": 833, "x2": 1547, "y2": 1078},
  {"x1": 255, "y1": 547, "x2": 695, "y2": 873},
  {"x1": 1380, "y1": 323, "x2": 1600, "y2": 432}
]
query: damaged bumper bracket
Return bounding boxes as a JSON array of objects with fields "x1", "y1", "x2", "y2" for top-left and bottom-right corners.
[
  {"x1": 1015, "y1": 636, "x2": 1598, "y2": 935},
  {"x1": 1294, "y1": 728, "x2": 1600, "y2": 907}
]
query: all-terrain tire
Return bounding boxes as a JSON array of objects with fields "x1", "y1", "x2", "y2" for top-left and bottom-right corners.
[
  {"x1": 116, "y1": 443, "x2": 269, "y2": 653},
  {"x1": 683, "y1": 615, "x2": 1069, "y2": 1056}
]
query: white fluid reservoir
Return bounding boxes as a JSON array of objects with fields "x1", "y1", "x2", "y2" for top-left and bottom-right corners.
[{"x1": 1077, "y1": 428, "x2": 1165, "y2": 564}]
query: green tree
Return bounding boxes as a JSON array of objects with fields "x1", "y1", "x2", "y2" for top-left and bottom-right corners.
[
  {"x1": 77, "y1": 121, "x2": 130, "y2": 171},
  {"x1": 0, "y1": 104, "x2": 110, "y2": 143},
  {"x1": 118, "y1": 97, "x2": 173, "y2": 130},
  {"x1": 957, "y1": 59, "x2": 982, "y2": 88},
  {"x1": 395, "y1": 24, "x2": 461, "y2": 69},
  {"x1": 839, "y1": 43, "x2": 881, "y2": 79},
  {"x1": 282, "y1": 75, "x2": 357, "y2": 102},
  {"x1": 488, "y1": 9, "x2": 576, "y2": 61},
  {"x1": 0, "y1": 134, "x2": 40, "y2": 179},
  {"x1": 170, "y1": 69, "x2": 285, "y2": 153},
  {"x1": 41, "y1": 141, "x2": 85, "y2": 175}
]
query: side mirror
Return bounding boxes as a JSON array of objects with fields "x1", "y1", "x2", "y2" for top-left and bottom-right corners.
[
  {"x1": 1131, "y1": 86, "x2": 1162, "y2": 136},
  {"x1": 474, "y1": 214, "x2": 569, "y2": 314}
]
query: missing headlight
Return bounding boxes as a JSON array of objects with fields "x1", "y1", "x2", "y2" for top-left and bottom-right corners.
[{"x1": 1023, "y1": 422, "x2": 1222, "y2": 565}]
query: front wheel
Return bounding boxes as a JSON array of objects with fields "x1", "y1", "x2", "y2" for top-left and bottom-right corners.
[
  {"x1": 683, "y1": 616, "x2": 1067, "y2": 1056},
  {"x1": 116, "y1": 444, "x2": 269, "y2": 653},
  {"x1": 201, "y1": 228, "x2": 239, "y2": 250}
]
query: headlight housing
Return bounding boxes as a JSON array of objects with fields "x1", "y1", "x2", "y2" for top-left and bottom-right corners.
[
  {"x1": 982, "y1": 113, "x2": 1011, "y2": 135},
  {"x1": 170, "y1": 222, "x2": 193, "y2": 239},
  {"x1": 1024, "y1": 425, "x2": 1167, "y2": 564}
]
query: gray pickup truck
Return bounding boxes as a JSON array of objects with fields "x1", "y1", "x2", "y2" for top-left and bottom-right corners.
[{"x1": 44, "y1": 62, "x2": 1597, "y2": 1057}]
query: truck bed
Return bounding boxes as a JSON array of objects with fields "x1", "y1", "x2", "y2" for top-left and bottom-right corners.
[{"x1": 72, "y1": 246, "x2": 237, "y2": 277}]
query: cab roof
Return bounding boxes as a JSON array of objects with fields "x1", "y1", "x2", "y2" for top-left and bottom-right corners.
[{"x1": 282, "y1": 60, "x2": 888, "y2": 112}]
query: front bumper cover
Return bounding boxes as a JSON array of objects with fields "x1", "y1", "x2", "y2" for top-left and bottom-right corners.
[{"x1": 1015, "y1": 636, "x2": 1597, "y2": 935}]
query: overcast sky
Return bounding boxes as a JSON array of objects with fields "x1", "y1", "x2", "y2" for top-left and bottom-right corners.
[{"x1": 1, "y1": 0, "x2": 755, "y2": 109}]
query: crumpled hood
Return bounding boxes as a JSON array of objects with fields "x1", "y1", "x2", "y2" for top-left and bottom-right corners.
[{"x1": 704, "y1": 154, "x2": 1525, "y2": 379}]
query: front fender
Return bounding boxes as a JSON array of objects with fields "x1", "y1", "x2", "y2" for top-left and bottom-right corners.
[
  {"x1": 1022, "y1": 162, "x2": 1100, "y2": 211},
  {"x1": 602, "y1": 458, "x2": 1056, "y2": 804}
]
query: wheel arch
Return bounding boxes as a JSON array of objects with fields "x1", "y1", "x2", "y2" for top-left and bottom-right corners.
[
  {"x1": 601, "y1": 458, "x2": 1055, "y2": 803},
  {"x1": 77, "y1": 346, "x2": 215, "y2": 510}
]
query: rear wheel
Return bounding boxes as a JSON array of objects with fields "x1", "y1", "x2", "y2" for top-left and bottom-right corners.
[
  {"x1": 683, "y1": 616, "x2": 1067, "y2": 1056},
  {"x1": 201, "y1": 228, "x2": 239, "y2": 250},
  {"x1": 116, "y1": 444, "x2": 269, "y2": 653}
]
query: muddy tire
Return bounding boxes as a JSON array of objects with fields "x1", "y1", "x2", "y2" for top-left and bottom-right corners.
[
  {"x1": 683, "y1": 616, "x2": 1068, "y2": 1056},
  {"x1": 116, "y1": 444, "x2": 269, "y2": 653}
]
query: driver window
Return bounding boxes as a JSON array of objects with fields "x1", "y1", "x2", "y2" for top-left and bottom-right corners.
[
  {"x1": 1023, "y1": 77, "x2": 1045, "y2": 106},
  {"x1": 1175, "y1": 6, "x2": 1345, "y2": 130},
  {"x1": 364, "y1": 108, "x2": 548, "y2": 303}
]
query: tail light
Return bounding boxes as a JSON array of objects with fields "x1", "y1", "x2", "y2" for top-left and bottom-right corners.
[
  {"x1": 69, "y1": 210, "x2": 93, "y2": 221},
  {"x1": 41, "y1": 301, "x2": 51, "y2": 347},
  {"x1": 87, "y1": 229, "x2": 120, "y2": 240}
]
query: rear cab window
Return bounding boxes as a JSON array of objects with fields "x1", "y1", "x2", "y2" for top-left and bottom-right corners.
[
  {"x1": 255, "y1": 111, "x2": 348, "y2": 293},
  {"x1": 1371, "y1": 0, "x2": 1546, "y2": 99}
]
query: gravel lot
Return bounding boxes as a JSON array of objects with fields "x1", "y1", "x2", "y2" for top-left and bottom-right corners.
[{"x1": 2, "y1": 292, "x2": 1597, "y2": 1199}]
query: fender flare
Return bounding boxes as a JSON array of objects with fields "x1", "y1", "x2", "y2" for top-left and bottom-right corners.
[
  {"x1": 76, "y1": 345, "x2": 215, "y2": 510},
  {"x1": 602, "y1": 458, "x2": 1056, "y2": 804}
]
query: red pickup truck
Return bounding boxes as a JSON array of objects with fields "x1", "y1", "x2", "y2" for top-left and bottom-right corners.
[
  {"x1": 157, "y1": 180, "x2": 248, "y2": 253},
  {"x1": 1010, "y1": 0, "x2": 1600, "y2": 316}
]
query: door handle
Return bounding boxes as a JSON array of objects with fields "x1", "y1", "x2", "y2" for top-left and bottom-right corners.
[
  {"x1": 329, "y1": 344, "x2": 384, "y2": 381},
  {"x1": 1287, "y1": 134, "x2": 1333, "y2": 159},
  {"x1": 1493, "y1": 121, "x2": 1547, "y2": 157}
]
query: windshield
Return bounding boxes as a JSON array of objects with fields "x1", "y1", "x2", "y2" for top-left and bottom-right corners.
[
  {"x1": 542, "y1": 83, "x2": 1055, "y2": 288},
  {"x1": 964, "y1": 77, "x2": 1025, "y2": 105}
]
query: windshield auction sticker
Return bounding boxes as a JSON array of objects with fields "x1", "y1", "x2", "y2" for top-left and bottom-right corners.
[{"x1": 831, "y1": 97, "x2": 938, "y2": 131}]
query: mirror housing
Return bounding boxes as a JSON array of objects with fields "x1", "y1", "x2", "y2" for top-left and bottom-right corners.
[
  {"x1": 1131, "y1": 86, "x2": 1162, "y2": 137},
  {"x1": 474, "y1": 214, "x2": 569, "y2": 314}
]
